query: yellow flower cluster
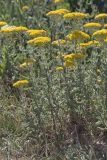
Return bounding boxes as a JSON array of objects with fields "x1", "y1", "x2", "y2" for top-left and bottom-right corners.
[
  {"x1": 46, "y1": 9, "x2": 70, "y2": 17},
  {"x1": 63, "y1": 53, "x2": 85, "y2": 67},
  {"x1": 22, "y1": 5, "x2": 29, "y2": 12},
  {"x1": 55, "y1": 66, "x2": 64, "y2": 71},
  {"x1": 26, "y1": 29, "x2": 47, "y2": 37},
  {"x1": 104, "y1": 38, "x2": 107, "y2": 42},
  {"x1": 52, "y1": 39, "x2": 66, "y2": 46},
  {"x1": 96, "y1": 68, "x2": 101, "y2": 75},
  {"x1": 95, "y1": 13, "x2": 107, "y2": 19},
  {"x1": 92, "y1": 29, "x2": 107, "y2": 40},
  {"x1": 83, "y1": 22, "x2": 101, "y2": 28},
  {"x1": 104, "y1": 24, "x2": 107, "y2": 28},
  {"x1": 66, "y1": 30, "x2": 90, "y2": 41},
  {"x1": 64, "y1": 12, "x2": 88, "y2": 20},
  {"x1": 53, "y1": 0, "x2": 64, "y2": 3},
  {"x1": 19, "y1": 59, "x2": 35, "y2": 69},
  {"x1": 80, "y1": 40, "x2": 100, "y2": 48},
  {"x1": 63, "y1": 53, "x2": 85, "y2": 60},
  {"x1": 13, "y1": 80, "x2": 29, "y2": 88},
  {"x1": 97, "y1": 79, "x2": 103, "y2": 85},
  {"x1": 0, "y1": 21, "x2": 7, "y2": 26},
  {"x1": 0, "y1": 26, "x2": 28, "y2": 33},
  {"x1": 64, "y1": 60, "x2": 74, "y2": 67},
  {"x1": 27, "y1": 37, "x2": 51, "y2": 45}
]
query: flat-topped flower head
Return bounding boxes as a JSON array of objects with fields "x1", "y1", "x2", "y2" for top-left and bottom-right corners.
[
  {"x1": 104, "y1": 24, "x2": 107, "y2": 28},
  {"x1": 0, "y1": 26, "x2": 28, "y2": 33},
  {"x1": 62, "y1": 53, "x2": 85, "y2": 68},
  {"x1": 66, "y1": 30, "x2": 90, "y2": 41},
  {"x1": 27, "y1": 36, "x2": 51, "y2": 45},
  {"x1": 0, "y1": 21, "x2": 7, "y2": 26},
  {"x1": 103, "y1": 38, "x2": 107, "y2": 43},
  {"x1": 13, "y1": 80, "x2": 29, "y2": 88},
  {"x1": 92, "y1": 29, "x2": 107, "y2": 40},
  {"x1": 12, "y1": 26, "x2": 28, "y2": 32},
  {"x1": 64, "y1": 60, "x2": 74, "y2": 67},
  {"x1": 52, "y1": 39, "x2": 66, "y2": 46},
  {"x1": 26, "y1": 29, "x2": 47, "y2": 37},
  {"x1": 95, "y1": 13, "x2": 107, "y2": 19},
  {"x1": 80, "y1": 40, "x2": 100, "y2": 48},
  {"x1": 20, "y1": 62, "x2": 29, "y2": 69},
  {"x1": 83, "y1": 22, "x2": 101, "y2": 28},
  {"x1": 22, "y1": 5, "x2": 29, "y2": 12},
  {"x1": 19, "y1": 58, "x2": 35, "y2": 69},
  {"x1": 0, "y1": 25, "x2": 16, "y2": 33},
  {"x1": 63, "y1": 53, "x2": 85, "y2": 61},
  {"x1": 97, "y1": 79, "x2": 103, "y2": 85},
  {"x1": 64, "y1": 12, "x2": 88, "y2": 20},
  {"x1": 53, "y1": 0, "x2": 64, "y2": 3},
  {"x1": 46, "y1": 9, "x2": 70, "y2": 17},
  {"x1": 55, "y1": 66, "x2": 64, "y2": 71},
  {"x1": 96, "y1": 68, "x2": 101, "y2": 75}
]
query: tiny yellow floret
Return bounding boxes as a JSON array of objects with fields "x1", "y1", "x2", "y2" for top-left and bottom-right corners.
[
  {"x1": 22, "y1": 5, "x2": 29, "y2": 12},
  {"x1": 96, "y1": 68, "x2": 101, "y2": 74},
  {"x1": 64, "y1": 60, "x2": 74, "y2": 67},
  {"x1": 19, "y1": 59, "x2": 35, "y2": 69},
  {"x1": 55, "y1": 66, "x2": 64, "y2": 71},
  {"x1": 13, "y1": 80, "x2": 29, "y2": 88},
  {"x1": 97, "y1": 79, "x2": 103, "y2": 85},
  {"x1": 52, "y1": 39, "x2": 66, "y2": 46}
]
